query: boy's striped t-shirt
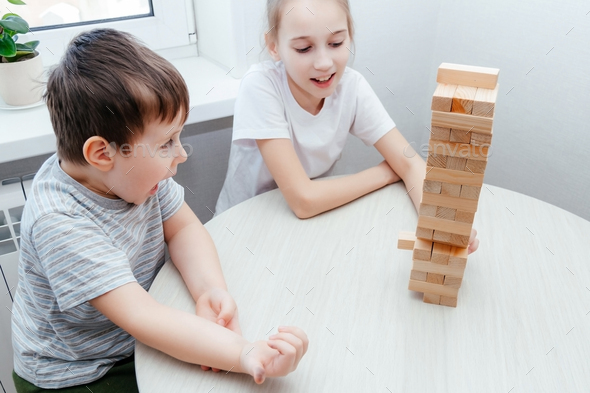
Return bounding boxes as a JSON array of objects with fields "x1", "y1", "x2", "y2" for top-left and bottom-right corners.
[{"x1": 11, "y1": 154, "x2": 184, "y2": 389}]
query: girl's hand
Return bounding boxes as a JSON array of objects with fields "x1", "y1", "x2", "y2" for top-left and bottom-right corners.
[
  {"x1": 468, "y1": 228, "x2": 479, "y2": 254},
  {"x1": 240, "y1": 326, "x2": 309, "y2": 384},
  {"x1": 196, "y1": 288, "x2": 242, "y2": 371}
]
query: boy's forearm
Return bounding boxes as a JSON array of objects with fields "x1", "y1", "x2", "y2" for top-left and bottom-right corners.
[
  {"x1": 167, "y1": 221, "x2": 228, "y2": 301},
  {"x1": 91, "y1": 283, "x2": 247, "y2": 372}
]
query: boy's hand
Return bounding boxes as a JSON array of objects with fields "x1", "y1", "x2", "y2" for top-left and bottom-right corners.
[
  {"x1": 196, "y1": 288, "x2": 242, "y2": 371},
  {"x1": 240, "y1": 326, "x2": 309, "y2": 384},
  {"x1": 468, "y1": 228, "x2": 479, "y2": 254}
]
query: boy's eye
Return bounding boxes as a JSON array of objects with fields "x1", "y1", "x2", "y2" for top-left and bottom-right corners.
[
  {"x1": 295, "y1": 46, "x2": 311, "y2": 53},
  {"x1": 162, "y1": 139, "x2": 174, "y2": 149}
]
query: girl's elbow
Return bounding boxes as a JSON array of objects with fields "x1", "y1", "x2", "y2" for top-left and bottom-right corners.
[{"x1": 289, "y1": 191, "x2": 316, "y2": 219}]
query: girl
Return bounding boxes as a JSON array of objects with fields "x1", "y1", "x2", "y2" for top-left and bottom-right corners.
[{"x1": 216, "y1": 0, "x2": 478, "y2": 252}]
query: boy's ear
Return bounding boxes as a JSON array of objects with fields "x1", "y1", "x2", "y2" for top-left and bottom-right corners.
[
  {"x1": 83, "y1": 136, "x2": 117, "y2": 172},
  {"x1": 265, "y1": 34, "x2": 281, "y2": 61}
]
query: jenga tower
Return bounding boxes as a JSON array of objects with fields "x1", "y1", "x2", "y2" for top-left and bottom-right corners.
[{"x1": 398, "y1": 63, "x2": 499, "y2": 307}]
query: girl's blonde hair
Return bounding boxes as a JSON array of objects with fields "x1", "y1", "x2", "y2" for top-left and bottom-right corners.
[{"x1": 265, "y1": 0, "x2": 355, "y2": 43}]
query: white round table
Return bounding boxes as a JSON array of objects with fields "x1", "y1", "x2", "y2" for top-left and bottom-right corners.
[{"x1": 136, "y1": 183, "x2": 590, "y2": 392}]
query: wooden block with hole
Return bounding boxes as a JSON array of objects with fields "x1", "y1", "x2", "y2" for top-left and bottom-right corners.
[
  {"x1": 431, "y1": 83, "x2": 457, "y2": 112},
  {"x1": 437, "y1": 63, "x2": 499, "y2": 89},
  {"x1": 473, "y1": 84, "x2": 499, "y2": 118},
  {"x1": 451, "y1": 85, "x2": 477, "y2": 114},
  {"x1": 413, "y1": 238, "x2": 433, "y2": 261}
]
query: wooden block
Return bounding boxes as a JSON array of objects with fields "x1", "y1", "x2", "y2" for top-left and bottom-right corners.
[
  {"x1": 413, "y1": 238, "x2": 433, "y2": 261},
  {"x1": 460, "y1": 185, "x2": 481, "y2": 200},
  {"x1": 398, "y1": 231, "x2": 417, "y2": 250},
  {"x1": 417, "y1": 216, "x2": 472, "y2": 236},
  {"x1": 450, "y1": 129, "x2": 472, "y2": 143},
  {"x1": 429, "y1": 140, "x2": 489, "y2": 162},
  {"x1": 436, "y1": 63, "x2": 499, "y2": 89},
  {"x1": 423, "y1": 180, "x2": 442, "y2": 194},
  {"x1": 423, "y1": 293, "x2": 441, "y2": 304},
  {"x1": 432, "y1": 111, "x2": 493, "y2": 135},
  {"x1": 432, "y1": 243, "x2": 451, "y2": 265},
  {"x1": 422, "y1": 192, "x2": 479, "y2": 212},
  {"x1": 455, "y1": 210, "x2": 475, "y2": 224},
  {"x1": 443, "y1": 276, "x2": 463, "y2": 288},
  {"x1": 425, "y1": 166, "x2": 484, "y2": 187},
  {"x1": 441, "y1": 182, "x2": 461, "y2": 197},
  {"x1": 416, "y1": 227, "x2": 433, "y2": 240},
  {"x1": 466, "y1": 159, "x2": 487, "y2": 174},
  {"x1": 473, "y1": 84, "x2": 499, "y2": 118},
  {"x1": 408, "y1": 279, "x2": 459, "y2": 297},
  {"x1": 420, "y1": 203, "x2": 437, "y2": 217},
  {"x1": 413, "y1": 260, "x2": 465, "y2": 278},
  {"x1": 435, "y1": 206, "x2": 456, "y2": 221},
  {"x1": 410, "y1": 269, "x2": 427, "y2": 282},
  {"x1": 470, "y1": 132, "x2": 492, "y2": 146},
  {"x1": 446, "y1": 156, "x2": 467, "y2": 171},
  {"x1": 450, "y1": 234, "x2": 470, "y2": 248},
  {"x1": 432, "y1": 126, "x2": 451, "y2": 141},
  {"x1": 448, "y1": 247, "x2": 468, "y2": 268},
  {"x1": 427, "y1": 154, "x2": 446, "y2": 168},
  {"x1": 433, "y1": 230, "x2": 453, "y2": 243},
  {"x1": 451, "y1": 85, "x2": 478, "y2": 114},
  {"x1": 431, "y1": 83, "x2": 457, "y2": 112},
  {"x1": 427, "y1": 273, "x2": 444, "y2": 285},
  {"x1": 440, "y1": 296, "x2": 458, "y2": 307}
]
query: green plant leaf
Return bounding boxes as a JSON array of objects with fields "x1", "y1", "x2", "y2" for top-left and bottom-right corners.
[
  {"x1": 0, "y1": 16, "x2": 29, "y2": 34},
  {"x1": 7, "y1": 0, "x2": 27, "y2": 5},
  {"x1": 15, "y1": 42, "x2": 33, "y2": 52},
  {"x1": 21, "y1": 40, "x2": 39, "y2": 50},
  {"x1": 2, "y1": 13, "x2": 21, "y2": 19},
  {"x1": 0, "y1": 34, "x2": 17, "y2": 57}
]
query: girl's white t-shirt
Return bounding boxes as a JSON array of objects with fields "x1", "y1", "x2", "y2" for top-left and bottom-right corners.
[{"x1": 215, "y1": 60, "x2": 396, "y2": 215}]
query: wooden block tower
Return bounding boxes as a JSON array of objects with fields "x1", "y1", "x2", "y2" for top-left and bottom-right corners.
[{"x1": 397, "y1": 63, "x2": 499, "y2": 307}]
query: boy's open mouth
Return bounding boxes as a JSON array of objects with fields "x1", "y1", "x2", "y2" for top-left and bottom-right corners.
[{"x1": 150, "y1": 184, "x2": 158, "y2": 194}]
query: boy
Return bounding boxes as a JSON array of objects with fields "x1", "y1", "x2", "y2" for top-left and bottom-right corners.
[{"x1": 11, "y1": 28, "x2": 307, "y2": 392}]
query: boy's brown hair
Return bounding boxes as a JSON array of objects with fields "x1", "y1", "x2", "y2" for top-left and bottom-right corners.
[{"x1": 45, "y1": 28, "x2": 189, "y2": 165}]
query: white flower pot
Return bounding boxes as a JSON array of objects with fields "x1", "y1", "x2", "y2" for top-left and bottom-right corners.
[{"x1": 0, "y1": 53, "x2": 44, "y2": 106}]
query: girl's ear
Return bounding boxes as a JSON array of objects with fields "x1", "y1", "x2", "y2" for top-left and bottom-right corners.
[
  {"x1": 83, "y1": 136, "x2": 116, "y2": 172},
  {"x1": 265, "y1": 34, "x2": 281, "y2": 61}
]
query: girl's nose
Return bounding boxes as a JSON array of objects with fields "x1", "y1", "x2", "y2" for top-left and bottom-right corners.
[{"x1": 314, "y1": 49, "x2": 333, "y2": 71}]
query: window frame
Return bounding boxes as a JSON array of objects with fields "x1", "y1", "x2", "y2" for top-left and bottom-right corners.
[{"x1": 13, "y1": 0, "x2": 194, "y2": 67}]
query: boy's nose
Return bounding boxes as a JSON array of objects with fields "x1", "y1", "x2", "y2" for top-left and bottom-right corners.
[{"x1": 177, "y1": 144, "x2": 188, "y2": 164}]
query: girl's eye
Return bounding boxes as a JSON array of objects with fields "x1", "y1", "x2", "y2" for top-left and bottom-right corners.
[
  {"x1": 295, "y1": 46, "x2": 311, "y2": 53},
  {"x1": 331, "y1": 41, "x2": 344, "y2": 48}
]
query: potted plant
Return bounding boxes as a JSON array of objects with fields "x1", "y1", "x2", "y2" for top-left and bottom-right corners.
[{"x1": 0, "y1": 0, "x2": 43, "y2": 106}]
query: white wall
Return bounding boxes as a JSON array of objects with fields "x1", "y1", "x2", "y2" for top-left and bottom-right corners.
[{"x1": 347, "y1": 0, "x2": 590, "y2": 220}]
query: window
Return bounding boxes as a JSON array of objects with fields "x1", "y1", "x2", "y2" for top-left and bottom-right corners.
[{"x1": 7, "y1": 0, "x2": 195, "y2": 66}]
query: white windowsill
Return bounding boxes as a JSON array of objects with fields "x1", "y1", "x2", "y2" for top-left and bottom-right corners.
[{"x1": 0, "y1": 56, "x2": 240, "y2": 164}]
